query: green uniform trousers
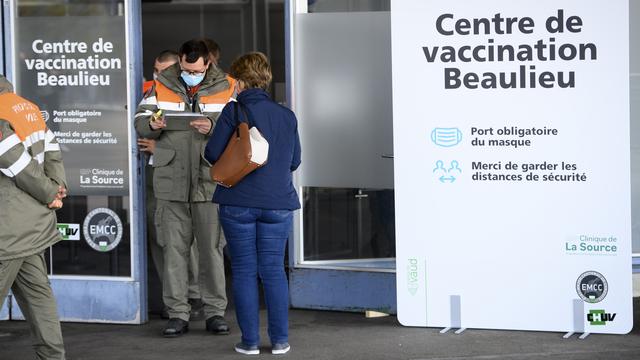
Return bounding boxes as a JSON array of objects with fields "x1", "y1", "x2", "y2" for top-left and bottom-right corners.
[
  {"x1": 145, "y1": 171, "x2": 200, "y2": 300},
  {"x1": 155, "y1": 199, "x2": 227, "y2": 322},
  {"x1": 0, "y1": 252, "x2": 65, "y2": 360}
]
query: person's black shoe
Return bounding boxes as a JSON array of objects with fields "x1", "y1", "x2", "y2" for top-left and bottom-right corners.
[
  {"x1": 189, "y1": 298, "x2": 204, "y2": 321},
  {"x1": 161, "y1": 306, "x2": 170, "y2": 320},
  {"x1": 162, "y1": 318, "x2": 189, "y2": 338},
  {"x1": 205, "y1": 315, "x2": 230, "y2": 335}
]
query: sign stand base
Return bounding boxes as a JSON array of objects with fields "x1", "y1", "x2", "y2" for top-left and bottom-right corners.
[
  {"x1": 439, "y1": 327, "x2": 466, "y2": 334},
  {"x1": 563, "y1": 332, "x2": 590, "y2": 339}
]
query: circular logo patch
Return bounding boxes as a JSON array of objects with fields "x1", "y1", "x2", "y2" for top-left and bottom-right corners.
[
  {"x1": 576, "y1": 271, "x2": 608, "y2": 303},
  {"x1": 83, "y1": 208, "x2": 123, "y2": 252}
]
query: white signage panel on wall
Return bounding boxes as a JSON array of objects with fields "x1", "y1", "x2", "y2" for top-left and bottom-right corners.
[{"x1": 392, "y1": 0, "x2": 632, "y2": 333}]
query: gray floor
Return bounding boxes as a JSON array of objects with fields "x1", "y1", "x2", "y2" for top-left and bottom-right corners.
[{"x1": 1, "y1": 299, "x2": 639, "y2": 360}]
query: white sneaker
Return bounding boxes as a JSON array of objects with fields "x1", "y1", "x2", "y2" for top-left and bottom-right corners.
[
  {"x1": 272, "y1": 342, "x2": 290, "y2": 355},
  {"x1": 235, "y1": 342, "x2": 260, "y2": 355}
]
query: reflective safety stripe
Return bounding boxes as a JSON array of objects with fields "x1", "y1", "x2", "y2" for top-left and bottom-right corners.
[
  {"x1": 158, "y1": 101, "x2": 184, "y2": 111},
  {"x1": 44, "y1": 129, "x2": 60, "y2": 152},
  {"x1": 135, "y1": 109, "x2": 153, "y2": 119},
  {"x1": 45, "y1": 129, "x2": 55, "y2": 143},
  {"x1": 44, "y1": 142, "x2": 60, "y2": 152},
  {"x1": 139, "y1": 96, "x2": 158, "y2": 106},
  {"x1": 0, "y1": 134, "x2": 21, "y2": 156},
  {"x1": 34, "y1": 151, "x2": 45, "y2": 164},
  {"x1": 23, "y1": 130, "x2": 46, "y2": 148},
  {"x1": 0, "y1": 151, "x2": 31, "y2": 177},
  {"x1": 199, "y1": 103, "x2": 225, "y2": 113}
]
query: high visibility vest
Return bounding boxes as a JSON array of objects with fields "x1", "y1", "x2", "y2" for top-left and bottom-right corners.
[
  {"x1": 0, "y1": 93, "x2": 49, "y2": 165},
  {"x1": 153, "y1": 75, "x2": 236, "y2": 113},
  {"x1": 143, "y1": 80, "x2": 154, "y2": 94},
  {"x1": 0, "y1": 92, "x2": 65, "y2": 260}
]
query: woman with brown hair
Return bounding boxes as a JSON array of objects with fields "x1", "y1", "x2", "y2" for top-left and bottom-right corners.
[{"x1": 204, "y1": 52, "x2": 301, "y2": 355}]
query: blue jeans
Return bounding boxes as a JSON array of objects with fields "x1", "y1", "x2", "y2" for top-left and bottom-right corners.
[{"x1": 219, "y1": 205, "x2": 293, "y2": 346}]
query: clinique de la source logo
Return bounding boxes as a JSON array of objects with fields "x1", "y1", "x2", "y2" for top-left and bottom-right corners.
[
  {"x1": 565, "y1": 235, "x2": 618, "y2": 256},
  {"x1": 576, "y1": 271, "x2": 608, "y2": 303},
  {"x1": 587, "y1": 310, "x2": 616, "y2": 326},
  {"x1": 407, "y1": 258, "x2": 419, "y2": 296}
]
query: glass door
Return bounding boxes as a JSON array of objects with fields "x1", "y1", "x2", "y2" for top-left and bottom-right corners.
[
  {"x1": 3, "y1": 0, "x2": 146, "y2": 323},
  {"x1": 286, "y1": 0, "x2": 397, "y2": 313}
]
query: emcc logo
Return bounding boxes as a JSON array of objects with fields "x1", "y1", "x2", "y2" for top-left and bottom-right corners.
[{"x1": 83, "y1": 208, "x2": 123, "y2": 252}]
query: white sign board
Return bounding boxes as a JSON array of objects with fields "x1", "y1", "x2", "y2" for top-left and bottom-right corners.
[{"x1": 392, "y1": 0, "x2": 632, "y2": 334}]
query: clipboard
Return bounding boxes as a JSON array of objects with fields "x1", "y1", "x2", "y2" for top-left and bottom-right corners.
[{"x1": 163, "y1": 112, "x2": 209, "y2": 131}]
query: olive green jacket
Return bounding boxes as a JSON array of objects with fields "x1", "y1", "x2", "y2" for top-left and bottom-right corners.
[
  {"x1": 134, "y1": 63, "x2": 234, "y2": 202},
  {"x1": 0, "y1": 85, "x2": 67, "y2": 260}
]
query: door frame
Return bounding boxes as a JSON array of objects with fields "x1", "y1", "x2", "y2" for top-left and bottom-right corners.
[{"x1": 2, "y1": 0, "x2": 147, "y2": 324}]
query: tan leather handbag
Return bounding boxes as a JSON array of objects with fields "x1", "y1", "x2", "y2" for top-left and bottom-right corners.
[{"x1": 210, "y1": 102, "x2": 268, "y2": 188}]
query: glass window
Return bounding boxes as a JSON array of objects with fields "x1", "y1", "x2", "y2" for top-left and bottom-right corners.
[
  {"x1": 14, "y1": 0, "x2": 132, "y2": 276},
  {"x1": 295, "y1": 11, "x2": 394, "y2": 265},
  {"x1": 303, "y1": 188, "x2": 395, "y2": 261}
]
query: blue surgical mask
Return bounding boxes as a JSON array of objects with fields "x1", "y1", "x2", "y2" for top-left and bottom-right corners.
[{"x1": 181, "y1": 71, "x2": 205, "y2": 87}]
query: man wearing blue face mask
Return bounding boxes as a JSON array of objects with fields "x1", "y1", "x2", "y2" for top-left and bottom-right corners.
[{"x1": 135, "y1": 39, "x2": 236, "y2": 338}]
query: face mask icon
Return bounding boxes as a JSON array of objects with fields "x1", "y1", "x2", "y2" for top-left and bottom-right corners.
[
  {"x1": 431, "y1": 127, "x2": 462, "y2": 147},
  {"x1": 40, "y1": 110, "x2": 50, "y2": 122}
]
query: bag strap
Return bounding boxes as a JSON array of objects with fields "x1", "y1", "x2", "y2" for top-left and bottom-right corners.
[{"x1": 235, "y1": 101, "x2": 253, "y2": 127}]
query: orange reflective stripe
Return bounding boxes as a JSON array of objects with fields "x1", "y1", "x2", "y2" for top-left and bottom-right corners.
[
  {"x1": 0, "y1": 93, "x2": 46, "y2": 141},
  {"x1": 155, "y1": 76, "x2": 234, "y2": 112},
  {"x1": 200, "y1": 76, "x2": 236, "y2": 104},
  {"x1": 154, "y1": 80, "x2": 183, "y2": 103},
  {"x1": 142, "y1": 80, "x2": 154, "y2": 94}
]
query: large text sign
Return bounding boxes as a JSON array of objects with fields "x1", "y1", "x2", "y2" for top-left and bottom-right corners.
[{"x1": 392, "y1": 0, "x2": 632, "y2": 334}]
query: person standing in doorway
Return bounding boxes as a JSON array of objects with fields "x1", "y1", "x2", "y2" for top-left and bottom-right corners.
[
  {"x1": 143, "y1": 50, "x2": 180, "y2": 94},
  {"x1": 135, "y1": 39, "x2": 235, "y2": 337},
  {"x1": 201, "y1": 38, "x2": 221, "y2": 67},
  {"x1": 204, "y1": 52, "x2": 301, "y2": 355},
  {"x1": 139, "y1": 49, "x2": 205, "y2": 320},
  {"x1": 0, "y1": 74, "x2": 68, "y2": 360}
]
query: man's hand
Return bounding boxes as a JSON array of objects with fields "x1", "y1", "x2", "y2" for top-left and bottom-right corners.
[
  {"x1": 149, "y1": 110, "x2": 166, "y2": 130},
  {"x1": 48, "y1": 199, "x2": 63, "y2": 209},
  {"x1": 149, "y1": 116, "x2": 166, "y2": 130},
  {"x1": 56, "y1": 185, "x2": 67, "y2": 200},
  {"x1": 138, "y1": 138, "x2": 156, "y2": 154},
  {"x1": 190, "y1": 119, "x2": 212, "y2": 135}
]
